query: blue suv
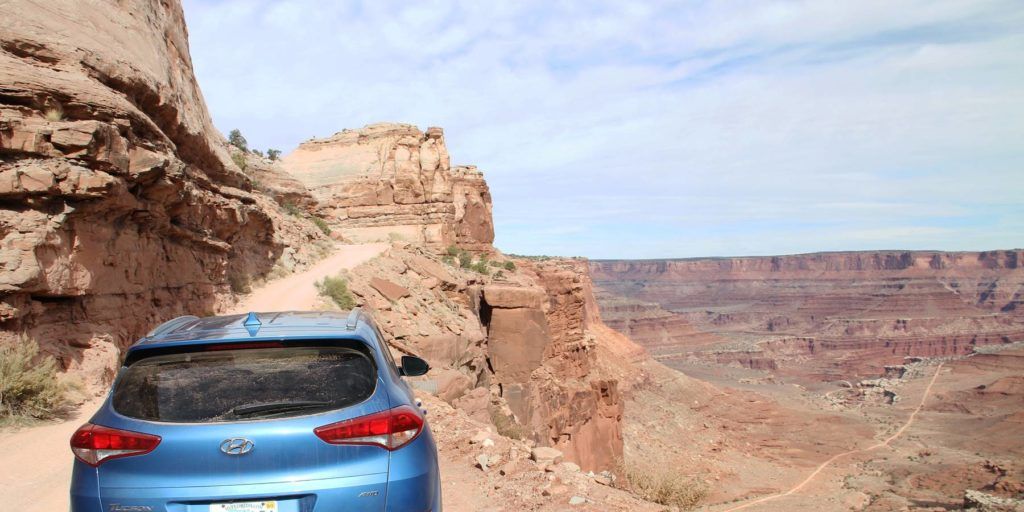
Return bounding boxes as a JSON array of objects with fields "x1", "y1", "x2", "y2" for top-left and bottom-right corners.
[{"x1": 69, "y1": 310, "x2": 441, "y2": 511}]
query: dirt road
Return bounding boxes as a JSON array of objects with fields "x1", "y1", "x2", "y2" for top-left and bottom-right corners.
[
  {"x1": 0, "y1": 243, "x2": 387, "y2": 512},
  {"x1": 720, "y1": 363, "x2": 946, "y2": 511},
  {"x1": 229, "y1": 243, "x2": 388, "y2": 313}
]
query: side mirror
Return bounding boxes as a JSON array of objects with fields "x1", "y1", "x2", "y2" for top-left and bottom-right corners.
[{"x1": 399, "y1": 355, "x2": 430, "y2": 377}]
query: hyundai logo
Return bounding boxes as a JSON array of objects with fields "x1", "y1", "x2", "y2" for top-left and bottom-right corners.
[{"x1": 220, "y1": 437, "x2": 255, "y2": 455}]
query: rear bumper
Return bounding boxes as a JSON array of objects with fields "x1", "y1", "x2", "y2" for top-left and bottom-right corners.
[{"x1": 72, "y1": 472, "x2": 388, "y2": 512}]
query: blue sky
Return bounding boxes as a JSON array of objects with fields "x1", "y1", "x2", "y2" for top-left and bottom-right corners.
[{"x1": 182, "y1": 0, "x2": 1024, "y2": 258}]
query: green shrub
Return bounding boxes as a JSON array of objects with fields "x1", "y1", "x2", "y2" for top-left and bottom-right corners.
[
  {"x1": 616, "y1": 460, "x2": 708, "y2": 509},
  {"x1": 312, "y1": 217, "x2": 331, "y2": 236},
  {"x1": 267, "y1": 149, "x2": 282, "y2": 161},
  {"x1": 503, "y1": 260, "x2": 516, "y2": 271},
  {"x1": 442, "y1": 255, "x2": 455, "y2": 266},
  {"x1": 446, "y1": 245, "x2": 460, "y2": 257},
  {"x1": 231, "y1": 151, "x2": 247, "y2": 172},
  {"x1": 0, "y1": 341, "x2": 68, "y2": 421},
  {"x1": 228, "y1": 129, "x2": 248, "y2": 152},
  {"x1": 488, "y1": 404, "x2": 526, "y2": 440},
  {"x1": 228, "y1": 272, "x2": 251, "y2": 294},
  {"x1": 471, "y1": 261, "x2": 490, "y2": 275},
  {"x1": 252, "y1": 149, "x2": 264, "y2": 158},
  {"x1": 316, "y1": 275, "x2": 355, "y2": 309},
  {"x1": 458, "y1": 251, "x2": 472, "y2": 269},
  {"x1": 283, "y1": 202, "x2": 302, "y2": 217}
]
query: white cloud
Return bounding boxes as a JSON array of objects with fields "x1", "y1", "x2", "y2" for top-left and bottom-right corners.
[{"x1": 183, "y1": 0, "x2": 1024, "y2": 257}]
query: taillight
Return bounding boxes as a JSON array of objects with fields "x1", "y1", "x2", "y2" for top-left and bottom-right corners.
[
  {"x1": 314, "y1": 405, "x2": 424, "y2": 450},
  {"x1": 70, "y1": 423, "x2": 161, "y2": 467}
]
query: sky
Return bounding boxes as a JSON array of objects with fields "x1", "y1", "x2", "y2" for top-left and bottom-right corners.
[{"x1": 182, "y1": 0, "x2": 1024, "y2": 259}]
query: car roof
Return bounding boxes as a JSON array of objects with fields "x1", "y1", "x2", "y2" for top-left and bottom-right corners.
[{"x1": 127, "y1": 310, "x2": 379, "y2": 355}]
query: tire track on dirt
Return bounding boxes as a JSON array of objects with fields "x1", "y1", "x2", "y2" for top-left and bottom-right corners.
[{"x1": 720, "y1": 363, "x2": 945, "y2": 512}]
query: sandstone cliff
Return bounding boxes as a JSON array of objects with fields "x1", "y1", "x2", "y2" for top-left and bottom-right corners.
[
  {"x1": 0, "y1": 0, "x2": 328, "y2": 388},
  {"x1": 336, "y1": 245, "x2": 624, "y2": 471},
  {"x1": 281, "y1": 123, "x2": 494, "y2": 250}
]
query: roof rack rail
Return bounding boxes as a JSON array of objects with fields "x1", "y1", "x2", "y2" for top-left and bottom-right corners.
[
  {"x1": 146, "y1": 315, "x2": 200, "y2": 338},
  {"x1": 345, "y1": 308, "x2": 362, "y2": 331}
]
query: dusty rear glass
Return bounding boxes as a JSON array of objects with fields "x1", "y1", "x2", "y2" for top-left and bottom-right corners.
[{"x1": 112, "y1": 345, "x2": 376, "y2": 422}]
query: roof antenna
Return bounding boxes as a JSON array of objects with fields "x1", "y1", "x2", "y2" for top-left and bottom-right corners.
[{"x1": 243, "y1": 312, "x2": 262, "y2": 336}]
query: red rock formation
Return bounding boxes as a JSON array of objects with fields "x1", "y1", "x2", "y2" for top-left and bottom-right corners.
[
  {"x1": 592, "y1": 251, "x2": 1024, "y2": 380},
  {"x1": 341, "y1": 245, "x2": 624, "y2": 471},
  {"x1": 281, "y1": 123, "x2": 494, "y2": 251},
  {"x1": 482, "y1": 261, "x2": 624, "y2": 470},
  {"x1": 0, "y1": 0, "x2": 328, "y2": 384}
]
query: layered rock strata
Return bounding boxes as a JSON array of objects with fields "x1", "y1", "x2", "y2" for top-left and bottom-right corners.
[
  {"x1": 0, "y1": 0, "x2": 327, "y2": 383},
  {"x1": 343, "y1": 246, "x2": 623, "y2": 471},
  {"x1": 281, "y1": 123, "x2": 493, "y2": 250},
  {"x1": 592, "y1": 251, "x2": 1024, "y2": 380}
]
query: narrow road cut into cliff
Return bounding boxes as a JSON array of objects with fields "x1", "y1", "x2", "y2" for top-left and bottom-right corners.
[
  {"x1": 229, "y1": 242, "x2": 388, "y2": 313},
  {"x1": 0, "y1": 243, "x2": 388, "y2": 512}
]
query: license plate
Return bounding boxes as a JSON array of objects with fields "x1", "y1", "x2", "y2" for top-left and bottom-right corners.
[{"x1": 209, "y1": 502, "x2": 278, "y2": 512}]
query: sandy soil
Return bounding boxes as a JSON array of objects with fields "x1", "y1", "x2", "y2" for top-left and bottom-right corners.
[
  {"x1": 716, "y1": 364, "x2": 945, "y2": 511},
  {"x1": 0, "y1": 243, "x2": 387, "y2": 512},
  {"x1": 229, "y1": 242, "x2": 388, "y2": 313}
]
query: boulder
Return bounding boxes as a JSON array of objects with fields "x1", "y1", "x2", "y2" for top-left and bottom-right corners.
[
  {"x1": 530, "y1": 447, "x2": 564, "y2": 465},
  {"x1": 370, "y1": 277, "x2": 411, "y2": 302}
]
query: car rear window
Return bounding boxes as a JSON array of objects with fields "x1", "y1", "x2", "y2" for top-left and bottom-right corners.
[{"x1": 112, "y1": 344, "x2": 376, "y2": 423}]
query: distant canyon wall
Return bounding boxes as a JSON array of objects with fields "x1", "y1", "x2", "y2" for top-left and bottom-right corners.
[
  {"x1": 281, "y1": 123, "x2": 494, "y2": 251},
  {"x1": 592, "y1": 250, "x2": 1024, "y2": 379}
]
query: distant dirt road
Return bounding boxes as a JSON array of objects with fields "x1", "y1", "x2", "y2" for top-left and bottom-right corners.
[
  {"x1": 720, "y1": 363, "x2": 945, "y2": 511},
  {"x1": 230, "y1": 243, "x2": 388, "y2": 313},
  {"x1": 0, "y1": 243, "x2": 387, "y2": 512}
]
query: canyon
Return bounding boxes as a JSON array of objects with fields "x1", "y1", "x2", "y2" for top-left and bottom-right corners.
[
  {"x1": 592, "y1": 252, "x2": 1024, "y2": 381},
  {"x1": 593, "y1": 253, "x2": 1024, "y2": 509},
  {"x1": 1, "y1": 1, "x2": 1022, "y2": 511}
]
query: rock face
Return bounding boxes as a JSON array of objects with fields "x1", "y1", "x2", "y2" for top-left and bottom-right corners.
[
  {"x1": 0, "y1": 0, "x2": 327, "y2": 382},
  {"x1": 591, "y1": 250, "x2": 1024, "y2": 380},
  {"x1": 484, "y1": 260, "x2": 624, "y2": 470},
  {"x1": 343, "y1": 245, "x2": 623, "y2": 471},
  {"x1": 281, "y1": 123, "x2": 494, "y2": 250}
]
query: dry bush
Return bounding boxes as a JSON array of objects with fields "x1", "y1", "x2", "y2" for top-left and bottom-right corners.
[
  {"x1": 316, "y1": 275, "x2": 355, "y2": 309},
  {"x1": 228, "y1": 272, "x2": 251, "y2": 294},
  {"x1": 488, "y1": 404, "x2": 527, "y2": 440},
  {"x1": 231, "y1": 151, "x2": 248, "y2": 172},
  {"x1": 283, "y1": 202, "x2": 302, "y2": 217},
  {"x1": 312, "y1": 217, "x2": 331, "y2": 236},
  {"x1": 616, "y1": 459, "x2": 708, "y2": 510},
  {"x1": 0, "y1": 341, "x2": 69, "y2": 422}
]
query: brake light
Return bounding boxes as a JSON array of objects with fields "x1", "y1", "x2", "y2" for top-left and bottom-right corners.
[
  {"x1": 314, "y1": 405, "x2": 423, "y2": 450},
  {"x1": 70, "y1": 423, "x2": 161, "y2": 467}
]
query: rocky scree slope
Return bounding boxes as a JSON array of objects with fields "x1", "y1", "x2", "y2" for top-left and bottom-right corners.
[
  {"x1": 0, "y1": 0, "x2": 328, "y2": 390},
  {"x1": 333, "y1": 244, "x2": 624, "y2": 472}
]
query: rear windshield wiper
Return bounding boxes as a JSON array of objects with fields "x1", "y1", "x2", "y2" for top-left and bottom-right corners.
[{"x1": 228, "y1": 401, "x2": 331, "y2": 417}]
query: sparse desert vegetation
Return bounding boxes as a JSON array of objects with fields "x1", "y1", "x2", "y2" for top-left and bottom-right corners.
[
  {"x1": 316, "y1": 275, "x2": 356, "y2": 309},
  {"x1": 312, "y1": 216, "x2": 331, "y2": 235},
  {"x1": 0, "y1": 341, "x2": 69, "y2": 424},
  {"x1": 615, "y1": 460, "x2": 708, "y2": 510},
  {"x1": 228, "y1": 271, "x2": 252, "y2": 294}
]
